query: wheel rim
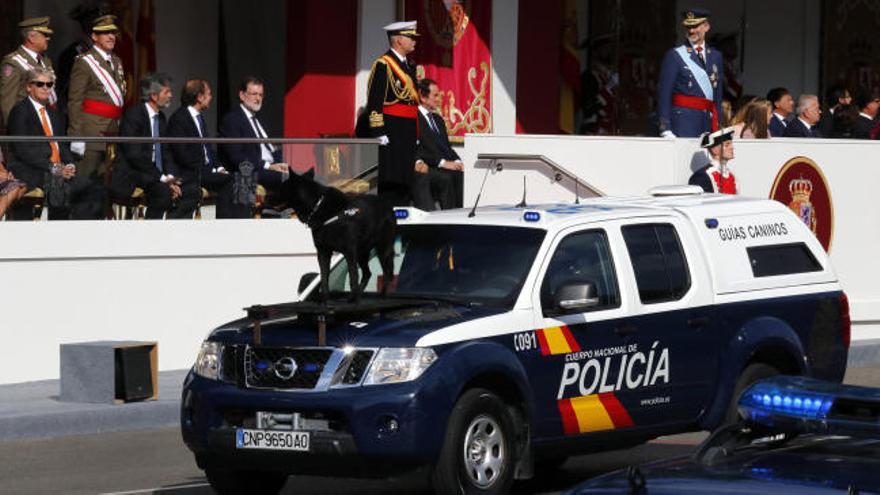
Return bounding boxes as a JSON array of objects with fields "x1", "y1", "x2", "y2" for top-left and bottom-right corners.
[{"x1": 462, "y1": 414, "x2": 506, "y2": 488}]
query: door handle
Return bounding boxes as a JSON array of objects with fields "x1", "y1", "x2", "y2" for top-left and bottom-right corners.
[
  {"x1": 614, "y1": 324, "x2": 638, "y2": 336},
  {"x1": 688, "y1": 316, "x2": 710, "y2": 328}
]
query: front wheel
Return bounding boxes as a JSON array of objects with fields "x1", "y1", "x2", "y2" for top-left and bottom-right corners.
[
  {"x1": 205, "y1": 468, "x2": 288, "y2": 495},
  {"x1": 725, "y1": 363, "x2": 780, "y2": 424},
  {"x1": 431, "y1": 388, "x2": 518, "y2": 495}
]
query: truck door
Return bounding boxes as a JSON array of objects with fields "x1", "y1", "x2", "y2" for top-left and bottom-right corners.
[
  {"x1": 617, "y1": 220, "x2": 717, "y2": 425},
  {"x1": 528, "y1": 227, "x2": 642, "y2": 439}
]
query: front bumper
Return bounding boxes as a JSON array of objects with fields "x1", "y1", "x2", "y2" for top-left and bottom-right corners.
[{"x1": 180, "y1": 368, "x2": 454, "y2": 474}]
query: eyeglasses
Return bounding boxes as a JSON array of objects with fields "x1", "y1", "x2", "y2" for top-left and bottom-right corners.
[{"x1": 30, "y1": 81, "x2": 54, "y2": 88}]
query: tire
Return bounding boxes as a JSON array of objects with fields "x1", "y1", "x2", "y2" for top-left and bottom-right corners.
[
  {"x1": 205, "y1": 468, "x2": 288, "y2": 495},
  {"x1": 725, "y1": 363, "x2": 780, "y2": 424},
  {"x1": 431, "y1": 388, "x2": 518, "y2": 495}
]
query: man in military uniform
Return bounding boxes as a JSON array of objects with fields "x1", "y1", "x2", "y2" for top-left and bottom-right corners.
[
  {"x1": 0, "y1": 17, "x2": 55, "y2": 135},
  {"x1": 688, "y1": 126, "x2": 737, "y2": 195},
  {"x1": 67, "y1": 14, "x2": 127, "y2": 183},
  {"x1": 656, "y1": 8, "x2": 724, "y2": 138},
  {"x1": 364, "y1": 21, "x2": 420, "y2": 206}
]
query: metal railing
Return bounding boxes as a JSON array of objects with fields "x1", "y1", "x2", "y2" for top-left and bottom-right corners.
[{"x1": 475, "y1": 153, "x2": 604, "y2": 197}]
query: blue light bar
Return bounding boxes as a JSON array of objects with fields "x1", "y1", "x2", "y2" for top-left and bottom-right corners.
[
  {"x1": 523, "y1": 211, "x2": 541, "y2": 222},
  {"x1": 705, "y1": 218, "x2": 719, "y2": 229},
  {"x1": 394, "y1": 209, "x2": 409, "y2": 220},
  {"x1": 740, "y1": 379, "x2": 835, "y2": 421}
]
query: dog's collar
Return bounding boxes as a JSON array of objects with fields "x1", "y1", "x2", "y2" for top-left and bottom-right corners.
[
  {"x1": 322, "y1": 207, "x2": 361, "y2": 226},
  {"x1": 303, "y1": 194, "x2": 326, "y2": 226}
]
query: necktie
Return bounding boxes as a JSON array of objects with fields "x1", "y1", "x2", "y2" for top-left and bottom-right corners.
[
  {"x1": 36, "y1": 54, "x2": 45, "y2": 68},
  {"x1": 251, "y1": 115, "x2": 275, "y2": 155},
  {"x1": 695, "y1": 46, "x2": 705, "y2": 65},
  {"x1": 426, "y1": 112, "x2": 439, "y2": 134},
  {"x1": 107, "y1": 57, "x2": 114, "y2": 71},
  {"x1": 152, "y1": 114, "x2": 163, "y2": 173},
  {"x1": 38, "y1": 107, "x2": 60, "y2": 164},
  {"x1": 197, "y1": 114, "x2": 215, "y2": 168}
]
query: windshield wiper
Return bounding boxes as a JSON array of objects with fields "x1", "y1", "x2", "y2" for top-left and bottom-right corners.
[{"x1": 387, "y1": 293, "x2": 476, "y2": 308}]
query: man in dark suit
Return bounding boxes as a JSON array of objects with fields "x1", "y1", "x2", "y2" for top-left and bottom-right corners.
[
  {"x1": 111, "y1": 72, "x2": 198, "y2": 219},
  {"x1": 218, "y1": 75, "x2": 289, "y2": 204},
  {"x1": 6, "y1": 67, "x2": 102, "y2": 220},
  {"x1": 413, "y1": 78, "x2": 463, "y2": 210},
  {"x1": 782, "y1": 94, "x2": 822, "y2": 138},
  {"x1": 817, "y1": 85, "x2": 851, "y2": 138},
  {"x1": 853, "y1": 89, "x2": 879, "y2": 139},
  {"x1": 167, "y1": 79, "x2": 241, "y2": 218},
  {"x1": 767, "y1": 87, "x2": 793, "y2": 137}
]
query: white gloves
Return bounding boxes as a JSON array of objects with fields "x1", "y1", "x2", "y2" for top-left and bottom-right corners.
[{"x1": 70, "y1": 141, "x2": 85, "y2": 156}]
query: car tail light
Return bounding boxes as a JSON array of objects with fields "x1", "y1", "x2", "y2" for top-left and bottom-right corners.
[{"x1": 839, "y1": 292, "x2": 851, "y2": 349}]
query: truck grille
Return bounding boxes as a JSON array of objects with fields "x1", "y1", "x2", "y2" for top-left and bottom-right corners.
[{"x1": 244, "y1": 347, "x2": 333, "y2": 390}]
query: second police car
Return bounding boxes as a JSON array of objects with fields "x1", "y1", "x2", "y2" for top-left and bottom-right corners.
[{"x1": 180, "y1": 188, "x2": 850, "y2": 495}]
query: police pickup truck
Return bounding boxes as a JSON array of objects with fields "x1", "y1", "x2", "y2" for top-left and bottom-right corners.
[{"x1": 181, "y1": 188, "x2": 850, "y2": 495}]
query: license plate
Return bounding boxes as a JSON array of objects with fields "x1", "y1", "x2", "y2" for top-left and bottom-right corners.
[{"x1": 235, "y1": 428, "x2": 310, "y2": 452}]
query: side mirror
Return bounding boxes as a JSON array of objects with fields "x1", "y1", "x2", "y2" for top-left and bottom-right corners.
[
  {"x1": 298, "y1": 272, "x2": 319, "y2": 294},
  {"x1": 554, "y1": 281, "x2": 600, "y2": 314}
]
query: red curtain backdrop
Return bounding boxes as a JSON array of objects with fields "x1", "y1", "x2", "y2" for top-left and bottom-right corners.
[
  {"x1": 284, "y1": 0, "x2": 358, "y2": 171},
  {"x1": 515, "y1": 0, "x2": 563, "y2": 134},
  {"x1": 404, "y1": 0, "x2": 493, "y2": 137}
]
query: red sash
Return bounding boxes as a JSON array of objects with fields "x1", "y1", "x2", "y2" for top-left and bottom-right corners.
[
  {"x1": 672, "y1": 93, "x2": 718, "y2": 131},
  {"x1": 82, "y1": 98, "x2": 123, "y2": 119},
  {"x1": 383, "y1": 103, "x2": 418, "y2": 119}
]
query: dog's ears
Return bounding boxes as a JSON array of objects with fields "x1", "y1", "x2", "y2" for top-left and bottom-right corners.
[{"x1": 303, "y1": 167, "x2": 315, "y2": 180}]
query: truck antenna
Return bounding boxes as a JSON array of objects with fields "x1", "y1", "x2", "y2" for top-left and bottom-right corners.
[
  {"x1": 468, "y1": 161, "x2": 502, "y2": 218},
  {"x1": 574, "y1": 179, "x2": 580, "y2": 204}
]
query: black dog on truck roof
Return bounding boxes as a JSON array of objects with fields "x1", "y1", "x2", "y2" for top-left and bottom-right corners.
[{"x1": 282, "y1": 169, "x2": 396, "y2": 302}]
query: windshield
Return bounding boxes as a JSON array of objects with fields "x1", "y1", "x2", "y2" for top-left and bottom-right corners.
[{"x1": 317, "y1": 224, "x2": 546, "y2": 308}]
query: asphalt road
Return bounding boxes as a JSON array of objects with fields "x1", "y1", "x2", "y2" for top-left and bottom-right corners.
[{"x1": 2, "y1": 365, "x2": 878, "y2": 495}]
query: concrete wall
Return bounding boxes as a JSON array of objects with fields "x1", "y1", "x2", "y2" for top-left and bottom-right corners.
[{"x1": 1, "y1": 220, "x2": 318, "y2": 385}]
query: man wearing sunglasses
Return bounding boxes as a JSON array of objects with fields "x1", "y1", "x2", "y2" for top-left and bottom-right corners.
[
  {"x1": 5, "y1": 68, "x2": 102, "y2": 220},
  {"x1": 0, "y1": 17, "x2": 55, "y2": 136}
]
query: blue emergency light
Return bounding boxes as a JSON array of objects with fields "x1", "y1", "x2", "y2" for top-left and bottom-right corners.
[
  {"x1": 523, "y1": 211, "x2": 541, "y2": 222},
  {"x1": 738, "y1": 376, "x2": 880, "y2": 437},
  {"x1": 394, "y1": 209, "x2": 410, "y2": 220},
  {"x1": 740, "y1": 379, "x2": 834, "y2": 420}
]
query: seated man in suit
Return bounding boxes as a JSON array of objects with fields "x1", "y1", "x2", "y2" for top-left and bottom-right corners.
[
  {"x1": 167, "y1": 79, "x2": 241, "y2": 218},
  {"x1": 6, "y1": 67, "x2": 102, "y2": 220},
  {"x1": 766, "y1": 87, "x2": 793, "y2": 137},
  {"x1": 111, "y1": 72, "x2": 199, "y2": 219},
  {"x1": 218, "y1": 76, "x2": 290, "y2": 210},
  {"x1": 782, "y1": 94, "x2": 822, "y2": 138},
  {"x1": 413, "y1": 78, "x2": 463, "y2": 210},
  {"x1": 853, "y1": 89, "x2": 879, "y2": 139}
]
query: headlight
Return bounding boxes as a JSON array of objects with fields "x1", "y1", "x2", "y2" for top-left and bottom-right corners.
[
  {"x1": 363, "y1": 347, "x2": 437, "y2": 385},
  {"x1": 194, "y1": 341, "x2": 223, "y2": 380}
]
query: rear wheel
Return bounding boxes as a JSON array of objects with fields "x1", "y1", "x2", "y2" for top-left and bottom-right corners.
[
  {"x1": 431, "y1": 388, "x2": 517, "y2": 495},
  {"x1": 726, "y1": 363, "x2": 780, "y2": 424},
  {"x1": 205, "y1": 468, "x2": 288, "y2": 495}
]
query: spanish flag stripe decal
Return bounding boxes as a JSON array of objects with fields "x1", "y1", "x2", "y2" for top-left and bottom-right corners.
[
  {"x1": 569, "y1": 395, "x2": 615, "y2": 433},
  {"x1": 557, "y1": 396, "x2": 581, "y2": 435},
  {"x1": 598, "y1": 392, "x2": 635, "y2": 428},
  {"x1": 561, "y1": 325, "x2": 581, "y2": 353},
  {"x1": 543, "y1": 327, "x2": 571, "y2": 355},
  {"x1": 536, "y1": 329, "x2": 551, "y2": 356}
]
